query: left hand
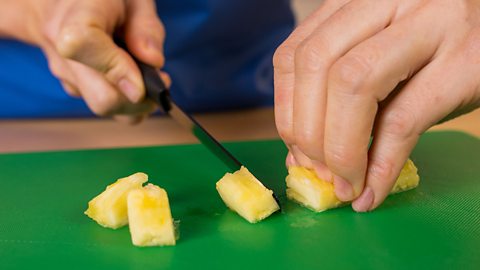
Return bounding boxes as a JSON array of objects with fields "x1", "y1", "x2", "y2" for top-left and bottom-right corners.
[
  {"x1": 273, "y1": 0, "x2": 480, "y2": 211},
  {"x1": 12, "y1": 0, "x2": 170, "y2": 124}
]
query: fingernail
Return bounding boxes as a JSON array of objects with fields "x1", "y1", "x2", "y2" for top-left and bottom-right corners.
[
  {"x1": 333, "y1": 175, "x2": 354, "y2": 201},
  {"x1": 118, "y1": 78, "x2": 141, "y2": 103},
  {"x1": 352, "y1": 186, "x2": 374, "y2": 212},
  {"x1": 286, "y1": 152, "x2": 297, "y2": 168}
]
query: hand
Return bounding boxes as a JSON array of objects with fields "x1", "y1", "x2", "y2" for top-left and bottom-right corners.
[
  {"x1": 9, "y1": 0, "x2": 169, "y2": 123},
  {"x1": 274, "y1": 0, "x2": 480, "y2": 211}
]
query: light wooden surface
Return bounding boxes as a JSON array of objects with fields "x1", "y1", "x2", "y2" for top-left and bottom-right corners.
[{"x1": 0, "y1": 108, "x2": 478, "y2": 154}]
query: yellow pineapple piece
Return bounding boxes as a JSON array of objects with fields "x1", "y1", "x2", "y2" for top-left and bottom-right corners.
[
  {"x1": 127, "y1": 184, "x2": 176, "y2": 246},
  {"x1": 286, "y1": 159, "x2": 420, "y2": 212},
  {"x1": 216, "y1": 166, "x2": 280, "y2": 223},
  {"x1": 391, "y1": 159, "x2": 420, "y2": 193},
  {"x1": 84, "y1": 172, "x2": 147, "y2": 229},
  {"x1": 286, "y1": 167, "x2": 343, "y2": 212}
]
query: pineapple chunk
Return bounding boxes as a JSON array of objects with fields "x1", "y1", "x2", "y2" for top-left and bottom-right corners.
[
  {"x1": 216, "y1": 166, "x2": 280, "y2": 223},
  {"x1": 286, "y1": 167, "x2": 343, "y2": 212},
  {"x1": 127, "y1": 184, "x2": 176, "y2": 246},
  {"x1": 84, "y1": 172, "x2": 147, "y2": 229},
  {"x1": 286, "y1": 159, "x2": 420, "y2": 212},
  {"x1": 391, "y1": 159, "x2": 420, "y2": 193}
]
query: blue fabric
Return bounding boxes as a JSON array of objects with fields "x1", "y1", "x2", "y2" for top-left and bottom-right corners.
[
  {"x1": 0, "y1": 41, "x2": 94, "y2": 118},
  {"x1": 0, "y1": 0, "x2": 294, "y2": 118}
]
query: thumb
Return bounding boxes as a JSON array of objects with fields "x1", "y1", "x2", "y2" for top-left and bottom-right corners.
[{"x1": 124, "y1": 0, "x2": 165, "y2": 68}]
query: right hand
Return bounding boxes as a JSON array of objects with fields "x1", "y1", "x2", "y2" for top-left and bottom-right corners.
[
  {"x1": 273, "y1": 0, "x2": 480, "y2": 212},
  {"x1": 10, "y1": 0, "x2": 169, "y2": 123}
]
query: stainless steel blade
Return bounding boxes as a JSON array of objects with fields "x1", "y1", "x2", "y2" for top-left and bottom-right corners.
[{"x1": 168, "y1": 101, "x2": 243, "y2": 172}]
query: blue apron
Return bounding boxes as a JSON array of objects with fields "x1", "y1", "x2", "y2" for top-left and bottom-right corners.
[{"x1": 0, "y1": 0, "x2": 294, "y2": 118}]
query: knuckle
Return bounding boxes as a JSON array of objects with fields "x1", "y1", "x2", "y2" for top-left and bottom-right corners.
[
  {"x1": 103, "y1": 51, "x2": 126, "y2": 78},
  {"x1": 55, "y1": 25, "x2": 93, "y2": 59},
  {"x1": 295, "y1": 39, "x2": 327, "y2": 73},
  {"x1": 382, "y1": 107, "x2": 417, "y2": 139},
  {"x1": 276, "y1": 124, "x2": 294, "y2": 144},
  {"x1": 295, "y1": 129, "x2": 321, "y2": 158},
  {"x1": 54, "y1": 7, "x2": 105, "y2": 59},
  {"x1": 325, "y1": 144, "x2": 358, "y2": 170},
  {"x1": 329, "y1": 52, "x2": 376, "y2": 95},
  {"x1": 91, "y1": 48, "x2": 131, "y2": 81},
  {"x1": 368, "y1": 158, "x2": 395, "y2": 183},
  {"x1": 273, "y1": 43, "x2": 295, "y2": 73},
  {"x1": 48, "y1": 61, "x2": 65, "y2": 80}
]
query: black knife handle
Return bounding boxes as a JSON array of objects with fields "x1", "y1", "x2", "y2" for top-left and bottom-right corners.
[{"x1": 135, "y1": 61, "x2": 172, "y2": 113}]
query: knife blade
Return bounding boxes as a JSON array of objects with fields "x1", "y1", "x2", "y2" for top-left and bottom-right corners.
[{"x1": 136, "y1": 61, "x2": 243, "y2": 171}]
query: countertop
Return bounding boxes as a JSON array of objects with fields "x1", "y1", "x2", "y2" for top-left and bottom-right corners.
[{"x1": 0, "y1": 107, "x2": 478, "y2": 153}]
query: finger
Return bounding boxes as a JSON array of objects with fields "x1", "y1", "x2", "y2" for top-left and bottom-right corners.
[
  {"x1": 290, "y1": 145, "x2": 314, "y2": 168},
  {"x1": 285, "y1": 151, "x2": 298, "y2": 168},
  {"x1": 43, "y1": 45, "x2": 81, "y2": 97},
  {"x1": 275, "y1": 0, "x2": 351, "y2": 183},
  {"x1": 274, "y1": 0, "x2": 351, "y2": 145},
  {"x1": 124, "y1": 0, "x2": 165, "y2": 67},
  {"x1": 54, "y1": 1, "x2": 145, "y2": 104},
  {"x1": 353, "y1": 35, "x2": 480, "y2": 212},
  {"x1": 292, "y1": 0, "x2": 399, "y2": 188},
  {"x1": 40, "y1": 42, "x2": 79, "y2": 94},
  {"x1": 324, "y1": 9, "x2": 444, "y2": 201},
  {"x1": 60, "y1": 80, "x2": 81, "y2": 97},
  {"x1": 68, "y1": 61, "x2": 155, "y2": 116},
  {"x1": 158, "y1": 70, "x2": 172, "y2": 88}
]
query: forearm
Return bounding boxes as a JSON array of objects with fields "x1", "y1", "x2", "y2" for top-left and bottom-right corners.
[{"x1": 0, "y1": 0, "x2": 44, "y2": 44}]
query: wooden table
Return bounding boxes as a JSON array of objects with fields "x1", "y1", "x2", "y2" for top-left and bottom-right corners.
[{"x1": 0, "y1": 107, "x2": 478, "y2": 153}]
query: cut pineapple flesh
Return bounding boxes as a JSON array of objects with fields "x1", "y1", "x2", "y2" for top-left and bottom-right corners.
[
  {"x1": 84, "y1": 172, "x2": 148, "y2": 229},
  {"x1": 127, "y1": 184, "x2": 176, "y2": 246},
  {"x1": 216, "y1": 166, "x2": 280, "y2": 223},
  {"x1": 286, "y1": 159, "x2": 420, "y2": 212},
  {"x1": 286, "y1": 167, "x2": 343, "y2": 212},
  {"x1": 391, "y1": 159, "x2": 420, "y2": 194}
]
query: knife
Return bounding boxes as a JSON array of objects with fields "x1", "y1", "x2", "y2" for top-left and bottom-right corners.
[
  {"x1": 115, "y1": 39, "x2": 242, "y2": 171},
  {"x1": 134, "y1": 59, "x2": 280, "y2": 205},
  {"x1": 137, "y1": 61, "x2": 242, "y2": 171}
]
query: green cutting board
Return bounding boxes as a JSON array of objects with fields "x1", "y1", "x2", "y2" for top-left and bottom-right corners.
[{"x1": 0, "y1": 131, "x2": 479, "y2": 269}]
